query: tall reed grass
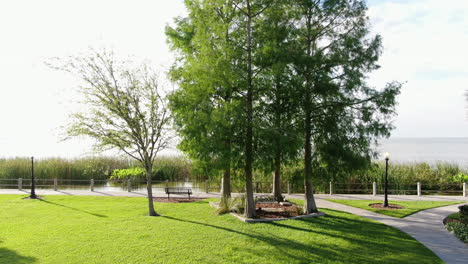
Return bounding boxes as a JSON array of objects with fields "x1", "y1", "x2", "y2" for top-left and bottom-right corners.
[
  {"x1": 1, "y1": 155, "x2": 466, "y2": 193},
  {"x1": 0, "y1": 156, "x2": 192, "y2": 181}
]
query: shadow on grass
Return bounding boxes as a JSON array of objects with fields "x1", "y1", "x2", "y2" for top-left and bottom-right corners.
[
  {"x1": 0, "y1": 241, "x2": 37, "y2": 264},
  {"x1": 0, "y1": 248, "x2": 36, "y2": 264},
  {"x1": 91, "y1": 191, "x2": 115, "y2": 196},
  {"x1": 162, "y1": 209, "x2": 441, "y2": 264},
  {"x1": 38, "y1": 199, "x2": 107, "y2": 218}
]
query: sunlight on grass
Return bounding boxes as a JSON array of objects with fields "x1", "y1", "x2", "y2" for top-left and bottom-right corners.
[
  {"x1": 327, "y1": 199, "x2": 462, "y2": 218},
  {"x1": 0, "y1": 195, "x2": 443, "y2": 264}
]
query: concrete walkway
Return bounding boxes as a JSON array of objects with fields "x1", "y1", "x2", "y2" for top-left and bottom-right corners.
[
  {"x1": 2, "y1": 188, "x2": 468, "y2": 201},
  {"x1": 2, "y1": 189, "x2": 468, "y2": 263},
  {"x1": 312, "y1": 199, "x2": 468, "y2": 264}
]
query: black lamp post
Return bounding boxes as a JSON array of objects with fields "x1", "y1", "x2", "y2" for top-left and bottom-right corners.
[
  {"x1": 383, "y1": 152, "x2": 390, "y2": 207},
  {"x1": 30, "y1": 156, "x2": 37, "y2": 199}
]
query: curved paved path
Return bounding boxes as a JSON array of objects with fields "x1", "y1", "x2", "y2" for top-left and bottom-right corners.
[{"x1": 314, "y1": 199, "x2": 468, "y2": 264}]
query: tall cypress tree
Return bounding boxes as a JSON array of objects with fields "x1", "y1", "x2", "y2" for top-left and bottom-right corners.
[{"x1": 291, "y1": 0, "x2": 401, "y2": 213}]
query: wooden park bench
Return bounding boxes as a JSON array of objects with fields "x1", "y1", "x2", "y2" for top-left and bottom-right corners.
[{"x1": 165, "y1": 187, "x2": 192, "y2": 200}]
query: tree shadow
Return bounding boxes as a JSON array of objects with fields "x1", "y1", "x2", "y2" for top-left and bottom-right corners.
[
  {"x1": 91, "y1": 191, "x2": 114, "y2": 196},
  {"x1": 162, "y1": 213, "x2": 436, "y2": 264},
  {"x1": 0, "y1": 240, "x2": 37, "y2": 264},
  {"x1": 38, "y1": 199, "x2": 107, "y2": 218},
  {"x1": 55, "y1": 190, "x2": 74, "y2": 195}
]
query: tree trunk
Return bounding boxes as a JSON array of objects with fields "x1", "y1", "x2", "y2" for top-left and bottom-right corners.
[
  {"x1": 272, "y1": 149, "x2": 283, "y2": 201},
  {"x1": 244, "y1": 0, "x2": 256, "y2": 218},
  {"x1": 222, "y1": 137, "x2": 232, "y2": 198},
  {"x1": 304, "y1": 111, "x2": 318, "y2": 214},
  {"x1": 222, "y1": 167, "x2": 231, "y2": 198},
  {"x1": 145, "y1": 164, "x2": 159, "y2": 216},
  {"x1": 303, "y1": 10, "x2": 317, "y2": 214},
  {"x1": 272, "y1": 75, "x2": 283, "y2": 202}
]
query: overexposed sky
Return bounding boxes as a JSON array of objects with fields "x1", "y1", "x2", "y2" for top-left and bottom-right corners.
[{"x1": 0, "y1": 0, "x2": 467, "y2": 158}]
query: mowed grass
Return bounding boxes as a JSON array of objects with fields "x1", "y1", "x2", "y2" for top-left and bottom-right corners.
[
  {"x1": 0, "y1": 195, "x2": 442, "y2": 264},
  {"x1": 328, "y1": 199, "x2": 463, "y2": 218}
]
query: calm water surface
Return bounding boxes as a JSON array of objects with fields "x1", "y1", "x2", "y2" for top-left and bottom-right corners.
[{"x1": 376, "y1": 137, "x2": 468, "y2": 166}]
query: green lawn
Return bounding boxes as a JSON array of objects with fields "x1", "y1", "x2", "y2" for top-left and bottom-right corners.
[
  {"x1": 327, "y1": 199, "x2": 463, "y2": 218},
  {"x1": 0, "y1": 195, "x2": 442, "y2": 264}
]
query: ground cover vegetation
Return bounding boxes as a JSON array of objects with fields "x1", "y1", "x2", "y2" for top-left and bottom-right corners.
[
  {"x1": 0, "y1": 195, "x2": 443, "y2": 264},
  {"x1": 328, "y1": 199, "x2": 463, "y2": 218},
  {"x1": 1, "y1": 158, "x2": 466, "y2": 193},
  {"x1": 166, "y1": 0, "x2": 401, "y2": 217},
  {"x1": 445, "y1": 205, "x2": 468, "y2": 243}
]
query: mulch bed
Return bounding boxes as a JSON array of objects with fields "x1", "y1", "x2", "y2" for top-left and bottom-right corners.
[
  {"x1": 369, "y1": 203, "x2": 405, "y2": 210},
  {"x1": 255, "y1": 202, "x2": 300, "y2": 219},
  {"x1": 153, "y1": 197, "x2": 205, "y2": 203},
  {"x1": 444, "y1": 218, "x2": 461, "y2": 225}
]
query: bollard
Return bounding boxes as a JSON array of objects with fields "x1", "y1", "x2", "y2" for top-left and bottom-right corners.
[
  {"x1": 287, "y1": 182, "x2": 291, "y2": 195},
  {"x1": 463, "y1": 182, "x2": 467, "y2": 198},
  {"x1": 54, "y1": 178, "x2": 58, "y2": 191},
  {"x1": 18, "y1": 178, "x2": 22, "y2": 190},
  {"x1": 90, "y1": 179, "x2": 94, "y2": 192},
  {"x1": 373, "y1": 182, "x2": 377, "y2": 196},
  {"x1": 127, "y1": 178, "x2": 131, "y2": 192},
  {"x1": 329, "y1": 182, "x2": 333, "y2": 195},
  {"x1": 205, "y1": 180, "x2": 209, "y2": 193},
  {"x1": 417, "y1": 182, "x2": 421, "y2": 197},
  {"x1": 220, "y1": 178, "x2": 224, "y2": 193}
]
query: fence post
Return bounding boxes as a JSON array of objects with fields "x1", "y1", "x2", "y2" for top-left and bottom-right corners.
[
  {"x1": 205, "y1": 180, "x2": 209, "y2": 193},
  {"x1": 463, "y1": 182, "x2": 467, "y2": 198},
  {"x1": 417, "y1": 182, "x2": 421, "y2": 197},
  {"x1": 54, "y1": 178, "x2": 58, "y2": 191},
  {"x1": 90, "y1": 179, "x2": 94, "y2": 192},
  {"x1": 373, "y1": 182, "x2": 377, "y2": 196},
  {"x1": 287, "y1": 182, "x2": 291, "y2": 195},
  {"x1": 18, "y1": 178, "x2": 22, "y2": 190},
  {"x1": 329, "y1": 182, "x2": 333, "y2": 195},
  {"x1": 127, "y1": 178, "x2": 131, "y2": 192},
  {"x1": 220, "y1": 178, "x2": 224, "y2": 193}
]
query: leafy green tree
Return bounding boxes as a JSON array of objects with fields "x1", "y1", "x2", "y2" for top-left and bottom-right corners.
[
  {"x1": 291, "y1": 0, "x2": 401, "y2": 213},
  {"x1": 166, "y1": 1, "x2": 242, "y2": 199},
  {"x1": 254, "y1": 3, "x2": 303, "y2": 201},
  {"x1": 49, "y1": 50, "x2": 173, "y2": 216}
]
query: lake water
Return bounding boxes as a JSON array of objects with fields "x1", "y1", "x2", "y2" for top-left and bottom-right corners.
[{"x1": 376, "y1": 138, "x2": 468, "y2": 166}]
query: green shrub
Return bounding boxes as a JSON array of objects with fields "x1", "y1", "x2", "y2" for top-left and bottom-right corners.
[
  {"x1": 216, "y1": 196, "x2": 245, "y2": 215},
  {"x1": 295, "y1": 205, "x2": 304, "y2": 216},
  {"x1": 459, "y1": 205, "x2": 468, "y2": 224},
  {"x1": 110, "y1": 167, "x2": 146, "y2": 180},
  {"x1": 452, "y1": 173, "x2": 468, "y2": 183},
  {"x1": 446, "y1": 222, "x2": 468, "y2": 243}
]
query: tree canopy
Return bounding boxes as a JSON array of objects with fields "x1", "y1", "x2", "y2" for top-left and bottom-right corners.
[
  {"x1": 49, "y1": 50, "x2": 173, "y2": 216},
  {"x1": 167, "y1": 0, "x2": 401, "y2": 216}
]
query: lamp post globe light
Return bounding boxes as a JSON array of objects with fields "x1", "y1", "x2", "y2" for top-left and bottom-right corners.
[{"x1": 383, "y1": 152, "x2": 390, "y2": 207}]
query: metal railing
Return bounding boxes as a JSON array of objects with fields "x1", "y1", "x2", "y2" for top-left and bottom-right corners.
[{"x1": 1, "y1": 178, "x2": 467, "y2": 197}]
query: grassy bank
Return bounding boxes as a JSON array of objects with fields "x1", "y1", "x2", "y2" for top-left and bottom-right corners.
[{"x1": 0, "y1": 195, "x2": 442, "y2": 264}]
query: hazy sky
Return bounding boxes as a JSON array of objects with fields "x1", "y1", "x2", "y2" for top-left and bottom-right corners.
[{"x1": 0, "y1": 0, "x2": 467, "y2": 158}]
